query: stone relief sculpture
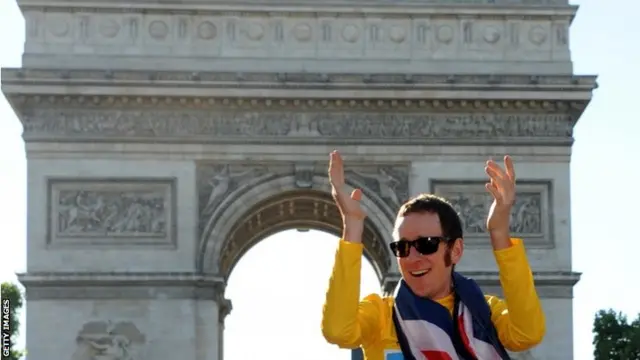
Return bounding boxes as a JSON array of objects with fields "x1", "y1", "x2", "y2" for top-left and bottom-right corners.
[
  {"x1": 352, "y1": 168, "x2": 400, "y2": 205},
  {"x1": 200, "y1": 165, "x2": 261, "y2": 217},
  {"x1": 436, "y1": 185, "x2": 545, "y2": 236},
  {"x1": 87, "y1": 335, "x2": 132, "y2": 360},
  {"x1": 55, "y1": 188, "x2": 167, "y2": 237},
  {"x1": 349, "y1": 166, "x2": 409, "y2": 208},
  {"x1": 72, "y1": 320, "x2": 145, "y2": 360},
  {"x1": 510, "y1": 194, "x2": 542, "y2": 234},
  {"x1": 445, "y1": 192, "x2": 491, "y2": 234},
  {"x1": 23, "y1": 108, "x2": 575, "y2": 142}
]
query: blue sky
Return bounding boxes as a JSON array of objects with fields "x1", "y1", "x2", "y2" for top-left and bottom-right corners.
[{"x1": 1, "y1": 0, "x2": 638, "y2": 359}]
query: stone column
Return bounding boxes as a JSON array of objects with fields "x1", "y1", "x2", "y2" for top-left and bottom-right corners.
[
  {"x1": 216, "y1": 283, "x2": 233, "y2": 360},
  {"x1": 194, "y1": 279, "x2": 232, "y2": 360}
]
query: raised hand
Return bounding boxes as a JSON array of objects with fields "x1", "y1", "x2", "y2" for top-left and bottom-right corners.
[
  {"x1": 328, "y1": 150, "x2": 366, "y2": 221},
  {"x1": 485, "y1": 155, "x2": 516, "y2": 233}
]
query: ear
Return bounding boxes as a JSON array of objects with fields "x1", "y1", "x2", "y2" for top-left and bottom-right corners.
[{"x1": 450, "y1": 237, "x2": 464, "y2": 265}]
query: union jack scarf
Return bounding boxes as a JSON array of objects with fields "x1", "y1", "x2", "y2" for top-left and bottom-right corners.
[{"x1": 391, "y1": 272, "x2": 511, "y2": 360}]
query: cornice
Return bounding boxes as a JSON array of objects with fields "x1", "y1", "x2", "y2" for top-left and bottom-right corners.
[
  {"x1": 1, "y1": 68, "x2": 598, "y2": 93},
  {"x1": 6, "y1": 94, "x2": 589, "y2": 112},
  {"x1": 18, "y1": 270, "x2": 579, "y2": 285},
  {"x1": 1, "y1": 69, "x2": 598, "y2": 108},
  {"x1": 16, "y1": 0, "x2": 577, "y2": 16},
  {"x1": 17, "y1": 271, "x2": 225, "y2": 287},
  {"x1": 19, "y1": 271, "x2": 578, "y2": 299}
]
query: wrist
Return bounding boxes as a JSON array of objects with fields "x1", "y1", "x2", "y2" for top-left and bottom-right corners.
[
  {"x1": 489, "y1": 227, "x2": 512, "y2": 250},
  {"x1": 342, "y1": 218, "x2": 364, "y2": 243}
]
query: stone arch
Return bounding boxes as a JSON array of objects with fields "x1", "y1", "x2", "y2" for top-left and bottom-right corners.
[{"x1": 198, "y1": 174, "x2": 398, "y2": 284}]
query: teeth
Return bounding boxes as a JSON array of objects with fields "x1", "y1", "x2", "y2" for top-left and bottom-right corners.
[{"x1": 411, "y1": 270, "x2": 428, "y2": 276}]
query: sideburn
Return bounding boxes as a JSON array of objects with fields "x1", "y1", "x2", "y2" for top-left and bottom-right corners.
[{"x1": 444, "y1": 245, "x2": 452, "y2": 267}]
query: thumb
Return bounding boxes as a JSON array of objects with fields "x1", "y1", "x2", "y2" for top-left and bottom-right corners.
[{"x1": 351, "y1": 188, "x2": 362, "y2": 201}]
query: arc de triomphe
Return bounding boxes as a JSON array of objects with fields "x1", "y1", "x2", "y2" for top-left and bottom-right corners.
[{"x1": 2, "y1": 0, "x2": 595, "y2": 359}]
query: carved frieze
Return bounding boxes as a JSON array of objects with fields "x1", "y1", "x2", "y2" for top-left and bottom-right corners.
[
  {"x1": 21, "y1": 108, "x2": 576, "y2": 144},
  {"x1": 431, "y1": 181, "x2": 551, "y2": 246},
  {"x1": 21, "y1": 9, "x2": 572, "y2": 68},
  {"x1": 48, "y1": 179, "x2": 176, "y2": 247},
  {"x1": 72, "y1": 320, "x2": 145, "y2": 360}
]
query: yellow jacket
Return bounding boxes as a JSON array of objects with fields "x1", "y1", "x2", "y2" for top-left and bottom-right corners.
[{"x1": 321, "y1": 238, "x2": 545, "y2": 360}]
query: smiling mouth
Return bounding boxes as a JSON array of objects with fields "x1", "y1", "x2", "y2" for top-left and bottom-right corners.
[{"x1": 409, "y1": 270, "x2": 430, "y2": 277}]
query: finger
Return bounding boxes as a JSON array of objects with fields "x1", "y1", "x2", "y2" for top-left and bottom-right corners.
[
  {"x1": 504, "y1": 155, "x2": 516, "y2": 182},
  {"x1": 328, "y1": 151, "x2": 345, "y2": 186},
  {"x1": 485, "y1": 160, "x2": 507, "y2": 180},
  {"x1": 485, "y1": 182, "x2": 501, "y2": 203},
  {"x1": 351, "y1": 188, "x2": 362, "y2": 202},
  {"x1": 485, "y1": 165, "x2": 507, "y2": 184}
]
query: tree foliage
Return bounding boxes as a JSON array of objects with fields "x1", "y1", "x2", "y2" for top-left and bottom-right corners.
[
  {"x1": 593, "y1": 309, "x2": 640, "y2": 360},
  {"x1": 1, "y1": 282, "x2": 25, "y2": 360}
]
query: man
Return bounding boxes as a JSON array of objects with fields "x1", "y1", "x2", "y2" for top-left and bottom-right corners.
[{"x1": 321, "y1": 151, "x2": 545, "y2": 360}]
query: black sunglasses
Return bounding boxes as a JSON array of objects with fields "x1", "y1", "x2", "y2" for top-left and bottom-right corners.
[{"x1": 389, "y1": 236, "x2": 449, "y2": 258}]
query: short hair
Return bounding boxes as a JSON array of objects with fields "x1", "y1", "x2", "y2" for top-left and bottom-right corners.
[{"x1": 397, "y1": 193, "x2": 463, "y2": 240}]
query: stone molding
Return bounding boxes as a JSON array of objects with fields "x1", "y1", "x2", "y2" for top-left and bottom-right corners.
[
  {"x1": 18, "y1": 272, "x2": 230, "y2": 301},
  {"x1": 1, "y1": 69, "x2": 598, "y2": 93},
  {"x1": 19, "y1": 271, "x2": 580, "y2": 299},
  {"x1": 16, "y1": 0, "x2": 572, "y2": 11},
  {"x1": 18, "y1": 271, "x2": 225, "y2": 286}
]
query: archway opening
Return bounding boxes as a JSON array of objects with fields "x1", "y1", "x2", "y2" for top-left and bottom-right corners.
[
  {"x1": 223, "y1": 229, "x2": 381, "y2": 360},
  {"x1": 210, "y1": 189, "x2": 394, "y2": 282}
]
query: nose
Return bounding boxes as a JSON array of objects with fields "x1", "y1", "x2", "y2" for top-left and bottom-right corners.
[{"x1": 406, "y1": 245, "x2": 423, "y2": 259}]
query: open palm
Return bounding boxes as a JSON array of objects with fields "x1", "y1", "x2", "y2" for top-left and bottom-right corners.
[{"x1": 328, "y1": 151, "x2": 366, "y2": 220}]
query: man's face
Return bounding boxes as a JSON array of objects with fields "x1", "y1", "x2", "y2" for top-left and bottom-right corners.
[{"x1": 393, "y1": 212, "x2": 462, "y2": 299}]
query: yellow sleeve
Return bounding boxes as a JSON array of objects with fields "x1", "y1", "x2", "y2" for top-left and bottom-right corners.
[
  {"x1": 487, "y1": 238, "x2": 546, "y2": 351},
  {"x1": 321, "y1": 239, "x2": 384, "y2": 348}
]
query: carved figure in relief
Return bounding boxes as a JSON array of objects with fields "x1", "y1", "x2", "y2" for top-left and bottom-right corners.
[
  {"x1": 87, "y1": 335, "x2": 132, "y2": 360},
  {"x1": 351, "y1": 168, "x2": 401, "y2": 206},
  {"x1": 73, "y1": 320, "x2": 145, "y2": 360},
  {"x1": 511, "y1": 195, "x2": 541, "y2": 234},
  {"x1": 201, "y1": 165, "x2": 257, "y2": 216},
  {"x1": 24, "y1": 109, "x2": 575, "y2": 141},
  {"x1": 322, "y1": 151, "x2": 545, "y2": 360},
  {"x1": 444, "y1": 192, "x2": 542, "y2": 235},
  {"x1": 287, "y1": 116, "x2": 320, "y2": 136},
  {"x1": 56, "y1": 188, "x2": 166, "y2": 236}
]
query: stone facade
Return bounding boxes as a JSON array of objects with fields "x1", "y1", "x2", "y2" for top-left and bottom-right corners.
[{"x1": 2, "y1": 0, "x2": 595, "y2": 359}]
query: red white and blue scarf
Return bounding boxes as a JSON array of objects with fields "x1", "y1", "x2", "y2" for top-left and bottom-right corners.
[{"x1": 391, "y1": 273, "x2": 511, "y2": 360}]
